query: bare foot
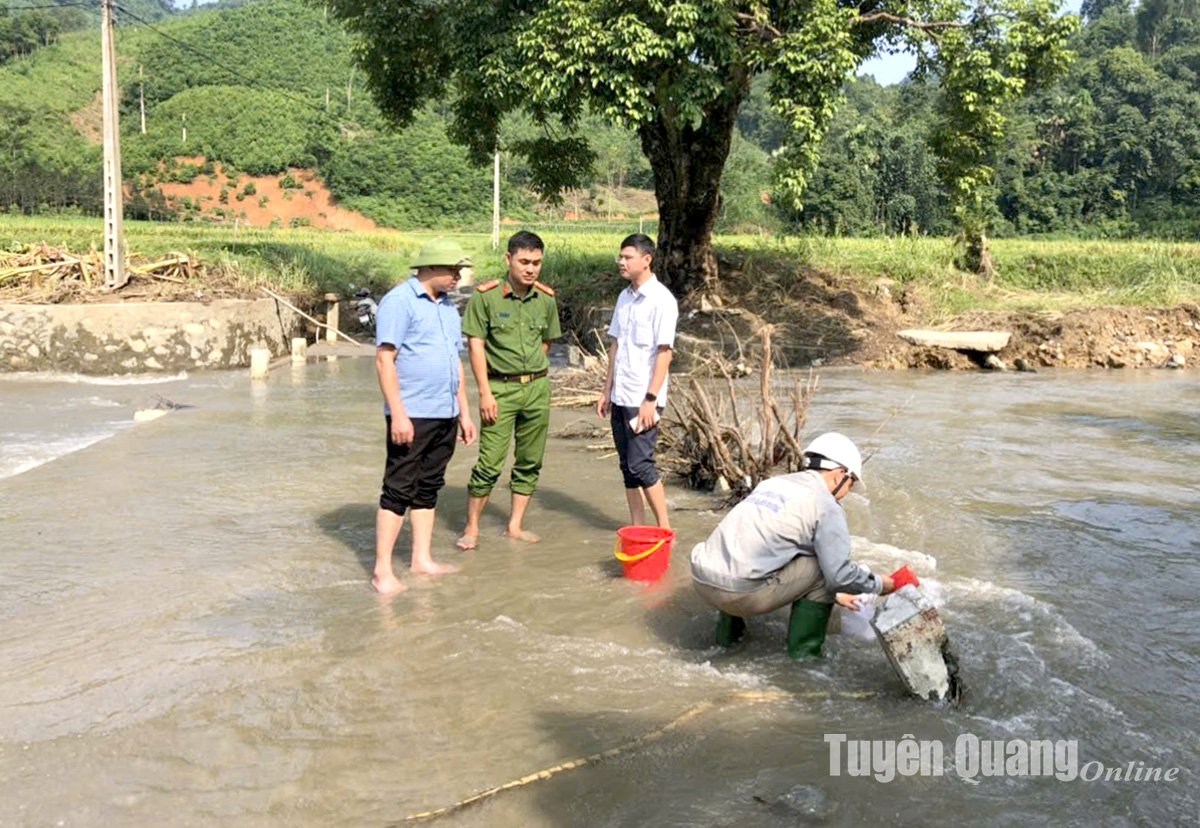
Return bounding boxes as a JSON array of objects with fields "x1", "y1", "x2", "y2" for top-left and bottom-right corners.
[
  {"x1": 410, "y1": 560, "x2": 461, "y2": 576},
  {"x1": 455, "y1": 532, "x2": 478, "y2": 551},
  {"x1": 372, "y1": 572, "x2": 408, "y2": 595},
  {"x1": 504, "y1": 528, "x2": 540, "y2": 543}
]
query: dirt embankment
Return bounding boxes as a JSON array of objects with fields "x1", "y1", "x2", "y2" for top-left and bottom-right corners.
[
  {"x1": 673, "y1": 253, "x2": 1200, "y2": 372},
  {"x1": 142, "y1": 159, "x2": 378, "y2": 232},
  {"x1": 887, "y1": 306, "x2": 1200, "y2": 371}
]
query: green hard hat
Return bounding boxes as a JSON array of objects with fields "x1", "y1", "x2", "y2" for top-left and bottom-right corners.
[{"x1": 412, "y1": 238, "x2": 472, "y2": 269}]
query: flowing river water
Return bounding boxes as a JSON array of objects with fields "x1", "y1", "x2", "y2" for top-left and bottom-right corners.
[{"x1": 1, "y1": 359, "x2": 1197, "y2": 827}]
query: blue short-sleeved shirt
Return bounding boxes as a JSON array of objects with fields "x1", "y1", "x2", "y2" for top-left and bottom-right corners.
[{"x1": 375, "y1": 277, "x2": 463, "y2": 418}]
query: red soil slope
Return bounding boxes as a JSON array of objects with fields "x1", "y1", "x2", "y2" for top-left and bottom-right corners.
[{"x1": 148, "y1": 159, "x2": 378, "y2": 232}]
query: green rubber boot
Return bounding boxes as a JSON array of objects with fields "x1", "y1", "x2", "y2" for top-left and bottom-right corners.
[
  {"x1": 715, "y1": 612, "x2": 747, "y2": 647},
  {"x1": 787, "y1": 599, "x2": 833, "y2": 660}
]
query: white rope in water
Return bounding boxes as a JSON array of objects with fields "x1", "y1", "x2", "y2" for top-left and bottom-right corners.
[{"x1": 392, "y1": 688, "x2": 876, "y2": 824}]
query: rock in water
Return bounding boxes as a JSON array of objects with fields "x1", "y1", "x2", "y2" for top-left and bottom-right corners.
[
  {"x1": 752, "y1": 768, "x2": 835, "y2": 822},
  {"x1": 871, "y1": 585, "x2": 962, "y2": 702}
]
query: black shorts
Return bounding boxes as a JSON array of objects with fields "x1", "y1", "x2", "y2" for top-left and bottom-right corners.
[
  {"x1": 610, "y1": 404, "x2": 664, "y2": 490},
  {"x1": 380, "y1": 416, "x2": 458, "y2": 515}
]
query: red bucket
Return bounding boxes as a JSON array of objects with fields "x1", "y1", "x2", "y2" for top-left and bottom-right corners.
[{"x1": 614, "y1": 526, "x2": 675, "y2": 582}]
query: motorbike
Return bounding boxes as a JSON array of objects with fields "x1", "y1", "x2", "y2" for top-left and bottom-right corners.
[{"x1": 353, "y1": 288, "x2": 378, "y2": 332}]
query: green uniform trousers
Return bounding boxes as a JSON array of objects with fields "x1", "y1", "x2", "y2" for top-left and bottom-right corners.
[{"x1": 467, "y1": 375, "x2": 551, "y2": 497}]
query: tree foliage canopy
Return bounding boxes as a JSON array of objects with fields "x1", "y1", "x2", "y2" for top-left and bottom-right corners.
[{"x1": 330, "y1": 0, "x2": 1077, "y2": 288}]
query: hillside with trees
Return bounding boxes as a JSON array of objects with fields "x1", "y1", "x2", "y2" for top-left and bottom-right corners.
[{"x1": 2, "y1": 0, "x2": 1200, "y2": 243}]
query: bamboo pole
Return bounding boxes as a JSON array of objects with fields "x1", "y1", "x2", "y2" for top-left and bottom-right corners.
[
  {"x1": 758, "y1": 325, "x2": 775, "y2": 471},
  {"x1": 259, "y1": 286, "x2": 365, "y2": 346}
]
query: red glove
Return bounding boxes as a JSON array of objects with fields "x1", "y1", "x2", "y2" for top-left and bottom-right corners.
[{"x1": 890, "y1": 565, "x2": 920, "y2": 590}]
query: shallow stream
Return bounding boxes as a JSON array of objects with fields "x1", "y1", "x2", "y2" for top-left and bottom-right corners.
[{"x1": 1, "y1": 361, "x2": 1197, "y2": 826}]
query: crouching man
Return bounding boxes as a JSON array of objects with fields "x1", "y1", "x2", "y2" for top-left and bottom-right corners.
[{"x1": 689, "y1": 432, "x2": 896, "y2": 658}]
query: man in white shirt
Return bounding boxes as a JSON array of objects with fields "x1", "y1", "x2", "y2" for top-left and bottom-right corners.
[{"x1": 596, "y1": 234, "x2": 679, "y2": 529}]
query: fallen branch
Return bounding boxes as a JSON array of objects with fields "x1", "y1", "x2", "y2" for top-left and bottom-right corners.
[{"x1": 395, "y1": 688, "x2": 874, "y2": 824}]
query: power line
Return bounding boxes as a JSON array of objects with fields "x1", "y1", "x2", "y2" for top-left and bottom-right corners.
[
  {"x1": 2, "y1": 2, "x2": 98, "y2": 9},
  {"x1": 110, "y1": 0, "x2": 351, "y2": 126}
]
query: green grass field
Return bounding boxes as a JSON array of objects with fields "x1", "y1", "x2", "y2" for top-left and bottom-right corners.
[{"x1": 4, "y1": 215, "x2": 1200, "y2": 318}]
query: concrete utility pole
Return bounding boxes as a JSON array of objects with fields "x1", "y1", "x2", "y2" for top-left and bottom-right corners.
[
  {"x1": 101, "y1": 0, "x2": 127, "y2": 289},
  {"x1": 181, "y1": 112, "x2": 187, "y2": 144},
  {"x1": 491, "y1": 150, "x2": 500, "y2": 251}
]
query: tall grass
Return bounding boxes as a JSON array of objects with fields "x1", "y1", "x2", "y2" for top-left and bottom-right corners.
[{"x1": 4, "y1": 215, "x2": 1200, "y2": 314}]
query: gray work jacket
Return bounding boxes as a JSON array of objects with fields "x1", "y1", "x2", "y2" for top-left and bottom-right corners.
[{"x1": 690, "y1": 470, "x2": 882, "y2": 595}]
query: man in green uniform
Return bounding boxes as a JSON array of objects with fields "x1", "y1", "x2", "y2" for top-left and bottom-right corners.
[{"x1": 456, "y1": 231, "x2": 562, "y2": 549}]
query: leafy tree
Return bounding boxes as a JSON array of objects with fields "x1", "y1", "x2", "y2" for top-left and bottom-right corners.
[
  {"x1": 127, "y1": 0, "x2": 353, "y2": 113},
  {"x1": 0, "y1": 103, "x2": 101, "y2": 213},
  {"x1": 124, "y1": 85, "x2": 318, "y2": 176},
  {"x1": 925, "y1": 0, "x2": 1078, "y2": 275},
  {"x1": 328, "y1": 0, "x2": 1076, "y2": 294}
]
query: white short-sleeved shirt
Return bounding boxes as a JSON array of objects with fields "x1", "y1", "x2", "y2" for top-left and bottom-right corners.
[{"x1": 607, "y1": 275, "x2": 679, "y2": 407}]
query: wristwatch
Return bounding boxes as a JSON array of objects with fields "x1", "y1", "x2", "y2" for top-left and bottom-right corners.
[{"x1": 644, "y1": 392, "x2": 657, "y2": 403}]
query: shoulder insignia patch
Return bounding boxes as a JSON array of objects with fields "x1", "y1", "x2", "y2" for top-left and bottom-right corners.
[
  {"x1": 534, "y1": 281, "x2": 556, "y2": 297},
  {"x1": 476, "y1": 280, "x2": 500, "y2": 292}
]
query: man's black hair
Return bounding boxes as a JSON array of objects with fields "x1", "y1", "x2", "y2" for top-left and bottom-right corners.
[
  {"x1": 619, "y1": 233, "x2": 656, "y2": 259},
  {"x1": 507, "y1": 231, "x2": 545, "y2": 256}
]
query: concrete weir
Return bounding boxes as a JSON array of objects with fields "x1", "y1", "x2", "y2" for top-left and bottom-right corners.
[
  {"x1": 0, "y1": 299, "x2": 302, "y2": 374},
  {"x1": 871, "y1": 585, "x2": 963, "y2": 703}
]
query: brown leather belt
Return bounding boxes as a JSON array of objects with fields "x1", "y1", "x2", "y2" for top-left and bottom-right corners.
[{"x1": 488, "y1": 369, "x2": 548, "y2": 384}]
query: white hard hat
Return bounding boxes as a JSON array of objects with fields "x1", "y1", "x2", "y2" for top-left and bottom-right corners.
[{"x1": 802, "y1": 432, "x2": 863, "y2": 483}]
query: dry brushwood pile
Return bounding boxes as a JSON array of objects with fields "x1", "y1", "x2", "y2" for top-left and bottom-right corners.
[
  {"x1": 661, "y1": 326, "x2": 818, "y2": 496},
  {"x1": 0, "y1": 243, "x2": 250, "y2": 304},
  {"x1": 550, "y1": 335, "x2": 611, "y2": 408},
  {"x1": 551, "y1": 326, "x2": 819, "y2": 497}
]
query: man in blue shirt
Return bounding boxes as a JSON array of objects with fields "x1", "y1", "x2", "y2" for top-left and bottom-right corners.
[{"x1": 372, "y1": 238, "x2": 478, "y2": 595}]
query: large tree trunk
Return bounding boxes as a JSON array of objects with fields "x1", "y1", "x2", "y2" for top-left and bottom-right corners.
[{"x1": 639, "y1": 79, "x2": 747, "y2": 299}]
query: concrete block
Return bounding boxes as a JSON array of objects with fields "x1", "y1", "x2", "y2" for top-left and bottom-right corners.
[
  {"x1": 291, "y1": 337, "x2": 307, "y2": 364},
  {"x1": 898, "y1": 330, "x2": 1011, "y2": 352},
  {"x1": 133, "y1": 408, "x2": 168, "y2": 422},
  {"x1": 324, "y1": 294, "x2": 340, "y2": 343},
  {"x1": 871, "y1": 585, "x2": 962, "y2": 702},
  {"x1": 249, "y1": 348, "x2": 271, "y2": 378}
]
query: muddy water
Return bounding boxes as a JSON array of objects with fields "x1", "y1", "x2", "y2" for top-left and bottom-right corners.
[{"x1": 1, "y1": 361, "x2": 1197, "y2": 827}]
